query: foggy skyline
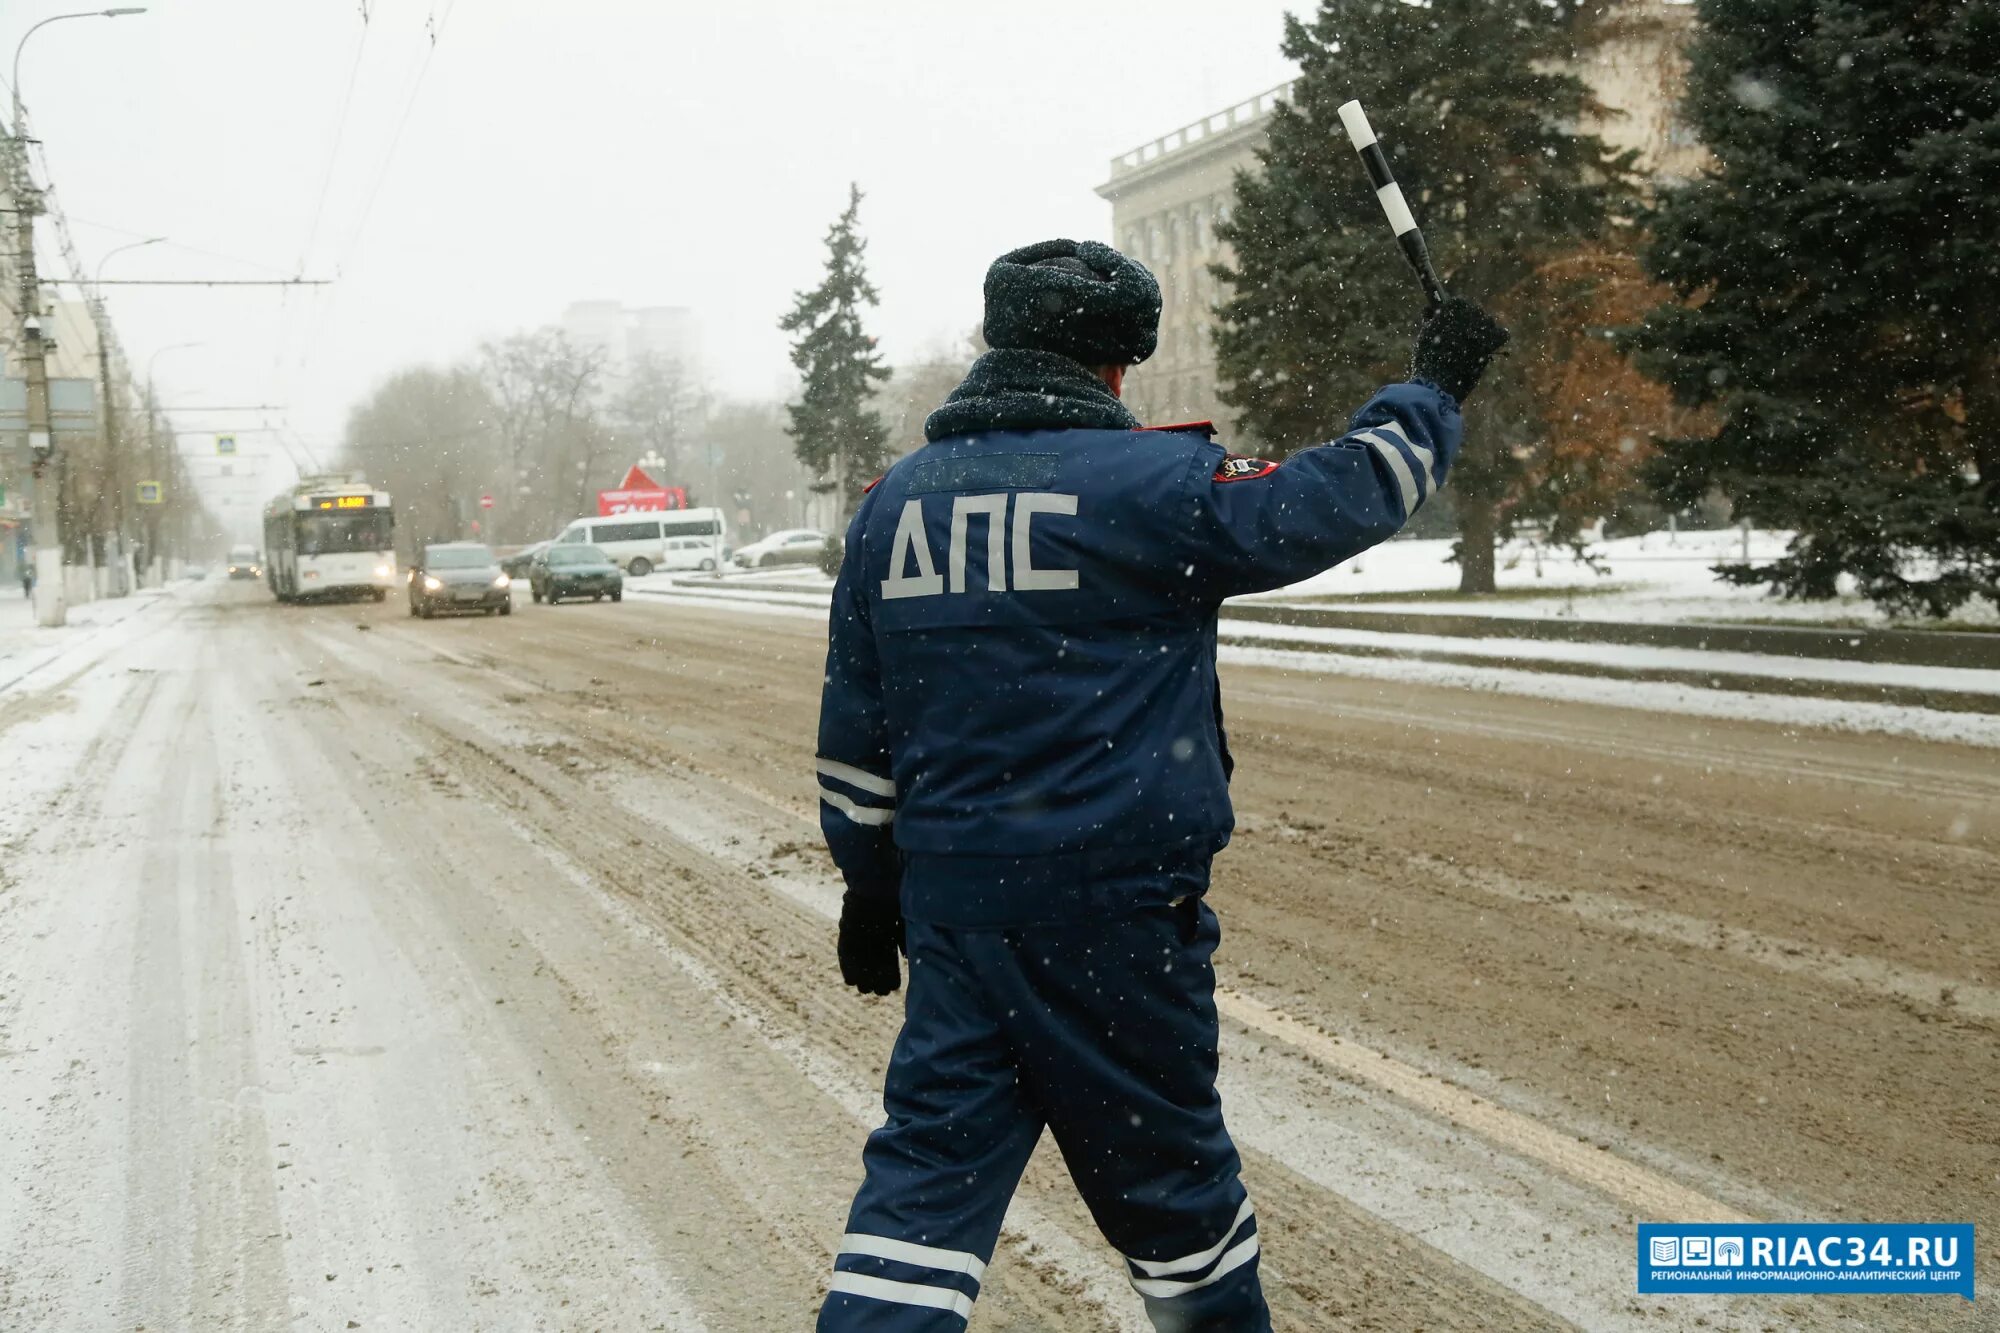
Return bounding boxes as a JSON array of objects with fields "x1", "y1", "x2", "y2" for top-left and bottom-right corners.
[{"x1": 15, "y1": 0, "x2": 1301, "y2": 519}]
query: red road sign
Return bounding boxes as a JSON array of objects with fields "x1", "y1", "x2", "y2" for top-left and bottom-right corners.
[{"x1": 480, "y1": 494, "x2": 494, "y2": 509}]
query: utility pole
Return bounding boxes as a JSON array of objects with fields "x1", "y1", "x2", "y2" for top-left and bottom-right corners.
[
  {"x1": 96, "y1": 306, "x2": 129, "y2": 594},
  {"x1": 9, "y1": 7, "x2": 151, "y2": 622},
  {"x1": 12, "y1": 157, "x2": 63, "y2": 625},
  {"x1": 146, "y1": 388, "x2": 162, "y2": 584}
]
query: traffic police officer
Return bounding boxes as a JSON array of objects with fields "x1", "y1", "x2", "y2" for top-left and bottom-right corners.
[{"x1": 815, "y1": 238, "x2": 1507, "y2": 1331}]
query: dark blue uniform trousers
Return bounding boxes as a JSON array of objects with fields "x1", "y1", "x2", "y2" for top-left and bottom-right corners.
[{"x1": 818, "y1": 899, "x2": 1271, "y2": 1332}]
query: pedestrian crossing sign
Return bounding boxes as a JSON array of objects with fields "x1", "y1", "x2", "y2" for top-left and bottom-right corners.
[
  {"x1": 137, "y1": 480, "x2": 162, "y2": 505},
  {"x1": 216, "y1": 434, "x2": 236, "y2": 455}
]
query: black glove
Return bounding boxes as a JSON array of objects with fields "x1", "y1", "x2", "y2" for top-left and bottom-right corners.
[
  {"x1": 837, "y1": 890, "x2": 904, "y2": 996},
  {"x1": 1410, "y1": 295, "x2": 1510, "y2": 403}
]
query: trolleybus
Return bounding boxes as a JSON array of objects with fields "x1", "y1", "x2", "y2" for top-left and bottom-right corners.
[{"x1": 263, "y1": 477, "x2": 397, "y2": 602}]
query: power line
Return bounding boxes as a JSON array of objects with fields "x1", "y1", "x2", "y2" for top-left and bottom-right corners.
[
  {"x1": 281, "y1": 5, "x2": 374, "y2": 383},
  {"x1": 341, "y1": 0, "x2": 457, "y2": 256},
  {"x1": 64, "y1": 214, "x2": 296, "y2": 276},
  {"x1": 293, "y1": 0, "x2": 459, "y2": 380},
  {"x1": 297, "y1": 6, "x2": 373, "y2": 275},
  {"x1": 43, "y1": 276, "x2": 332, "y2": 287}
]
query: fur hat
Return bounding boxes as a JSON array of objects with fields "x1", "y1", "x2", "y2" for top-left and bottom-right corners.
[{"x1": 981, "y1": 239, "x2": 1160, "y2": 366}]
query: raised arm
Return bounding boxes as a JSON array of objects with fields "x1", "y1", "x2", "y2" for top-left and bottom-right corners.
[{"x1": 1176, "y1": 296, "x2": 1507, "y2": 600}]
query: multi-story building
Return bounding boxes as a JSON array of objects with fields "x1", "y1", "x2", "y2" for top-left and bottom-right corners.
[
  {"x1": 561, "y1": 300, "x2": 701, "y2": 385},
  {"x1": 1093, "y1": 82, "x2": 1292, "y2": 429},
  {"x1": 1095, "y1": 0, "x2": 1701, "y2": 432}
]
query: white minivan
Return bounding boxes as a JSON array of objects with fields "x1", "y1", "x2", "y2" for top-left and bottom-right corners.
[{"x1": 554, "y1": 509, "x2": 727, "y2": 577}]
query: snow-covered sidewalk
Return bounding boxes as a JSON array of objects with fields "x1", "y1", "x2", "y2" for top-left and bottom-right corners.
[
  {"x1": 0, "y1": 584, "x2": 178, "y2": 695},
  {"x1": 1217, "y1": 617, "x2": 2000, "y2": 699},
  {"x1": 1256, "y1": 528, "x2": 2000, "y2": 630}
]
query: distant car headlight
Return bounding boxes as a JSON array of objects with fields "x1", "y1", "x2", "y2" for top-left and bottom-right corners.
[
  {"x1": 423, "y1": 575, "x2": 443, "y2": 592},
  {"x1": 493, "y1": 574, "x2": 511, "y2": 588}
]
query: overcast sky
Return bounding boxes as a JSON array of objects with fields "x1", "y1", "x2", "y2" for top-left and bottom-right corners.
[{"x1": 17, "y1": 0, "x2": 1301, "y2": 517}]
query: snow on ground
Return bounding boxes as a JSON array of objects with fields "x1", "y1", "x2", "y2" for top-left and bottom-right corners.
[
  {"x1": 1220, "y1": 618, "x2": 2000, "y2": 696},
  {"x1": 1259, "y1": 527, "x2": 2000, "y2": 627},
  {"x1": 649, "y1": 528, "x2": 1999, "y2": 630},
  {"x1": 1222, "y1": 642, "x2": 2000, "y2": 749},
  {"x1": 0, "y1": 583, "x2": 180, "y2": 695}
]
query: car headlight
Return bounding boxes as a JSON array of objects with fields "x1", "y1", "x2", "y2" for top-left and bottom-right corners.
[
  {"x1": 493, "y1": 574, "x2": 511, "y2": 588},
  {"x1": 423, "y1": 575, "x2": 443, "y2": 592},
  {"x1": 375, "y1": 563, "x2": 392, "y2": 578}
]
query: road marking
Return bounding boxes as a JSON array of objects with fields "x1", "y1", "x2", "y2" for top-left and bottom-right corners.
[
  {"x1": 1213, "y1": 988, "x2": 1752, "y2": 1226},
  {"x1": 1411, "y1": 855, "x2": 2000, "y2": 1023}
]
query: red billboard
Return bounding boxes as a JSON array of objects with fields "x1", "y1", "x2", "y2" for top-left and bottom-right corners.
[{"x1": 598, "y1": 464, "x2": 686, "y2": 516}]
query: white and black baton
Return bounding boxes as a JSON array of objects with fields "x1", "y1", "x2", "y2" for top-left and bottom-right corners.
[{"x1": 1337, "y1": 99, "x2": 1446, "y2": 306}]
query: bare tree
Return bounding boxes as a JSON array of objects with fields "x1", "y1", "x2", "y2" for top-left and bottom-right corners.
[
  {"x1": 340, "y1": 364, "x2": 497, "y2": 553},
  {"x1": 872, "y1": 326, "x2": 980, "y2": 457},
  {"x1": 477, "y1": 328, "x2": 607, "y2": 541},
  {"x1": 611, "y1": 352, "x2": 702, "y2": 485}
]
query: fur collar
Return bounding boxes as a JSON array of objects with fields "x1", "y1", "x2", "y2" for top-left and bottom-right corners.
[{"x1": 923, "y1": 348, "x2": 1139, "y2": 443}]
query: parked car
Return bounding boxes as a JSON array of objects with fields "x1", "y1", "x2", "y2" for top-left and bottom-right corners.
[
  {"x1": 498, "y1": 540, "x2": 550, "y2": 580},
  {"x1": 530, "y1": 543, "x2": 624, "y2": 605},
  {"x1": 552, "y1": 508, "x2": 727, "y2": 577},
  {"x1": 226, "y1": 544, "x2": 262, "y2": 580},
  {"x1": 732, "y1": 528, "x2": 828, "y2": 569},
  {"x1": 407, "y1": 542, "x2": 512, "y2": 618}
]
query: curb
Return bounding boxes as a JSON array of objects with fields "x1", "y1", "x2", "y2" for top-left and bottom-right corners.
[
  {"x1": 1219, "y1": 632, "x2": 2000, "y2": 716},
  {"x1": 1223, "y1": 602, "x2": 2000, "y2": 671}
]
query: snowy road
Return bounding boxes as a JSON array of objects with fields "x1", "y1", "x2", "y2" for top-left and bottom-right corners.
[{"x1": 0, "y1": 580, "x2": 1991, "y2": 1331}]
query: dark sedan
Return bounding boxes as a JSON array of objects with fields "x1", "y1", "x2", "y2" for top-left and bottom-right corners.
[
  {"x1": 408, "y1": 542, "x2": 513, "y2": 618},
  {"x1": 530, "y1": 544, "x2": 623, "y2": 605}
]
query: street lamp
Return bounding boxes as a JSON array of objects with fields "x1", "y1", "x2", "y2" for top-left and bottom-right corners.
[
  {"x1": 12, "y1": 9, "x2": 148, "y2": 134},
  {"x1": 10, "y1": 5, "x2": 147, "y2": 625},
  {"x1": 92, "y1": 238, "x2": 162, "y2": 594},
  {"x1": 94, "y1": 235, "x2": 163, "y2": 289},
  {"x1": 136, "y1": 341, "x2": 198, "y2": 585},
  {"x1": 145, "y1": 340, "x2": 202, "y2": 385}
]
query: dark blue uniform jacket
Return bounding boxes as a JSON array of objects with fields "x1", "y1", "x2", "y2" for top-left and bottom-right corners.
[{"x1": 816, "y1": 380, "x2": 1461, "y2": 927}]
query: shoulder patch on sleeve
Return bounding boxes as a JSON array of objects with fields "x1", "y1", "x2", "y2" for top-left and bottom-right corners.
[
  {"x1": 861, "y1": 474, "x2": 885, "y2": 494},
  {"x1": 1213, "y1": 453, "x2": 1279, "y2": 483}
]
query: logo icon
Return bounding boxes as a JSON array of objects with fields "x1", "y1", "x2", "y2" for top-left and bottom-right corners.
[
  {"x1": 1212, "y1": 454, "x2": 1279, "y2": 483},
  {"x1": 1714, "y1": 1237, "x2": 1744, "y2": 1266},
  {"x1": 1682, "y1": 1236, "x2": 1712, "y2": 1266},
  {"x1": 1650, "y1": 1236, "x2": 1681, "y2": 1266}
]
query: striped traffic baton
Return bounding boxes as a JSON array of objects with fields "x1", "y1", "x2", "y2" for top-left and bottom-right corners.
[{"x1": 1336, "y1": 99, "x2": 1446, "y2": 306}]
